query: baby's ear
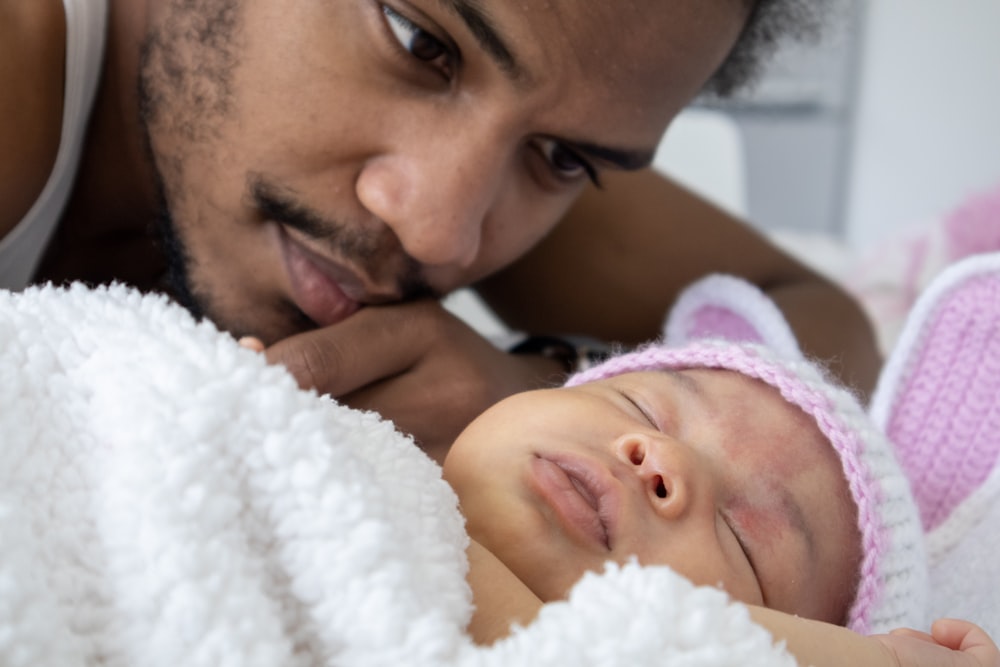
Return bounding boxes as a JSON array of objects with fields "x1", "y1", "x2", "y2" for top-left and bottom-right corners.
[
  {"x1": 663, "y1": 274, "x2": 803, "y2": 359},
  {"x1": 869, "y1": 252, "x2": 1000, "y2": 532}
]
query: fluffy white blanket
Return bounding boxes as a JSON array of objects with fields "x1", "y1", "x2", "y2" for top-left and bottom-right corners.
[{"x1": 0, "y1": 284, "x2": 793, "y2": 667}]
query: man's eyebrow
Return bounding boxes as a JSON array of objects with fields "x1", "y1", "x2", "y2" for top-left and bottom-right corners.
[
  {"x1": 438, "y1": 1, "x2": 655, "y2": 171},
  {"x1": 438, "y1": 0, "x2": 523, "y2": 79}
]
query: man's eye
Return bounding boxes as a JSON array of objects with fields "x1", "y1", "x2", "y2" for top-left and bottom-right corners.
[
  {"x1": 538, "y1": 140, "x2": 600, "y2": 187},
  {"x1": 382, "y1": 5, "x2": 452, "y2": 70}
]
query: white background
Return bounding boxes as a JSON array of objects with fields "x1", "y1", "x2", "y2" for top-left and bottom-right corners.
[{"x1": 844, "y1": 0, "x2": 1000, "y2": 248}]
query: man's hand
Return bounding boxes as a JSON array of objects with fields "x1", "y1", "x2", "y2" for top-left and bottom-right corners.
[
  {"x1": 260, "y1": 299, "x2": 566, "y2": 462},
  {"x1": 875, "y1": 619, "x2": 1000, "y2": 667}
]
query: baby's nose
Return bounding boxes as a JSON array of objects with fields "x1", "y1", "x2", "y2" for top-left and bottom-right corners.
[{"x1": 615, "y1": 432, "x2": 690, "y2": 520}]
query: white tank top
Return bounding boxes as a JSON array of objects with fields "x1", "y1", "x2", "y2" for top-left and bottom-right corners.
[{"x1": 0, "y1": 0, "x2": 108, "y2": 290}]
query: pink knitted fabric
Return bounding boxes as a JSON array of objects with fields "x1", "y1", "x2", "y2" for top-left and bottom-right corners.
[
  {"x1": 567, "y1": 340, "x2": 926, "y2": 635},
  {"x1": 664, "y1": 273, "x2": 802, "y2": 357},
  {"x1": 885, "y1": 275, "x2": 1000, "y2": 530},
  {"x1": 683, "y1": 305, "x2": 765, "y2": 344},
  {"x1": 869, "y1": 251, "x2": 1000, "y2": 637}
]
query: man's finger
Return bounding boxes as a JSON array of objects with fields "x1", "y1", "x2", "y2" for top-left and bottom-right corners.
[{"x1": 262, "y1": 302, "x2": 445, "y2": 396}]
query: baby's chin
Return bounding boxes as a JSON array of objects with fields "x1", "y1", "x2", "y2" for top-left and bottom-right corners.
[{"x1": 513, "y1": 556, "x2": 600, "y2": 605}]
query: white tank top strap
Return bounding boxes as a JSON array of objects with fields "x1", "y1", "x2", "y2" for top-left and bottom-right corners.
[{"x1": 0, "y1": 0, "x2": 109, "y2": 290}]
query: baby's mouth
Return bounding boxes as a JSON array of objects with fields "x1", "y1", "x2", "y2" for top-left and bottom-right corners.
[{"x1": 530, "y1": 455, "x2": 614, "y2": 550}]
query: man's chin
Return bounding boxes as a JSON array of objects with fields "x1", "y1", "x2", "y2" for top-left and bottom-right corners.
[
  {"x1": 158, "y1": 231, "x2": 321, "y2": 343},
  {"x1": 209, "y1": 298, "x2": 319, "y2": 345},
  {"x1": 153, "y1": 210, "x2": 287, "y2": 342},
  {"x1": 161, "y1": 275, "x2": 205, "y2": 320}
]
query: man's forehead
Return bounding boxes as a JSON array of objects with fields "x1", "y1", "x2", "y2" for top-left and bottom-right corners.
[
  {"x1": 476, "y1": 0, "x2": 745, "y2": 111},
  {"x1": 421, "y1": 0, "x2": 749, "y2": 168},
  {"x1": 436, "y1": 0, "x2": 647, "y2": 75},
  {"x1": 447, "y1": 0, "x2": 740, "y2": 70}
]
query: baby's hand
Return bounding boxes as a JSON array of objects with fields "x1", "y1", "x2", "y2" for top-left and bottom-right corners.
[
  {"x1": 875, "y1": 619, "x2": 1000, "y2": 667},
  {"x1": 238, "y1": 336, "x2": 266, "y2": 353}
]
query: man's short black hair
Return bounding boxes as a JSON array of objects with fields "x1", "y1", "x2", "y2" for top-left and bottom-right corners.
[{"x1": 705, "y1": 0, "x2": 827, "y2": 98}]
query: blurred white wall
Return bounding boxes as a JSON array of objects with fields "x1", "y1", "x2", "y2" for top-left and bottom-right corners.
[
  {"x1": 844, "y1": 0, "x2": 1000, "y2": 248},
  {"x1": 691, "y1": 1, "x2": 862, "y2": 238},
  {"x1": 652, "y1": 109, "x2": 748, "y2": 218}
]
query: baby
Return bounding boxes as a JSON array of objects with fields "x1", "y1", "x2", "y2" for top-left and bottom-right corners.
[
  {"x1": 445, "y1": 336, "x2": 998, "y2": 665},
  {"x1": 448, "y1": 342, "x2": 866, "y2": 626}
]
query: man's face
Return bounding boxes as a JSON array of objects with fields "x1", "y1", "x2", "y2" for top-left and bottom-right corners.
[
  {"x1": 140, "y1": 0, "x2": 747, "y2": 341},
  {"x1": 443, "y1": 369, "x2": 862, "y2": 625}
]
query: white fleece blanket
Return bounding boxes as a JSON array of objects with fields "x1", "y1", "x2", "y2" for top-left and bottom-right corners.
[{"x1": 0, "y1": 283, "x2": 793, "y2": 667}]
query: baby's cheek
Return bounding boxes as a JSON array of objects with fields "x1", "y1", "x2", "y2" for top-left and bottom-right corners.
[
  {"x1": 727, "y1": 432, "x2": 813, "y2": 481},
  {"x1": 728, "y1": 491, "x2": 790, "y2": 553}
]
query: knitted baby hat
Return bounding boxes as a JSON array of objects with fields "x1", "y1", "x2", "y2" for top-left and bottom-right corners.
[
  {"x1": 565, "y1": 278, "x2": 927, "y2": 635},
  {"x1": 870, "y1": 252, "x2": 1000, "y2": 636}
]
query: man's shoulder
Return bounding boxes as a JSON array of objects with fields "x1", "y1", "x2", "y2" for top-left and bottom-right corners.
[{"x1": 0, "y1": 0, "x2": 68, "y2": 241}]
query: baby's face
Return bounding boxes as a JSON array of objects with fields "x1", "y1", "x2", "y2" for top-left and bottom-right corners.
[{"x1": 444, "y1": 369, "x2": 861, "y2": 624}]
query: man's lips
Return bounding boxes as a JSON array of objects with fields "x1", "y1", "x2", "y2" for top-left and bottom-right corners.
[
  {"x1": 277, "y1": 226, "x2": 371, "y2": 328},
  {"x1": 529, "y1": 455, "x2": 617, "y2": 550}
]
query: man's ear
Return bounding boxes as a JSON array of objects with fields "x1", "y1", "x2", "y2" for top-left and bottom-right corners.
[
  {"x1": 663, "y1": 273, "x2": 803, "y2": 359},
  {"x1": 869, "y1": 252, "x2": 1000, "y2": 532}
]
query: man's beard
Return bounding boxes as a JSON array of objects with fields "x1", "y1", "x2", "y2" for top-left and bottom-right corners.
[
  {"x1": 137, "y1": 79, "x2": 210, "y2": 323},
  {"x1": 134, "y1": 0, "x2": 441, "y2": 337},
  {"x1": 135, "y1": 0, "x2": 241, "y2": 324},
  {"x1": 152, "y1": 195, "x2": 206, "y2": 321}
]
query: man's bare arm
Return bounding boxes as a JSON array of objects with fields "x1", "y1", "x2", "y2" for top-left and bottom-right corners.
[
  {"x1": 477, "y1": 168, "x2": 881, "y2": 395},
  {"x1": 0, "y1": 0, "x2": 66, "y2": 242}
]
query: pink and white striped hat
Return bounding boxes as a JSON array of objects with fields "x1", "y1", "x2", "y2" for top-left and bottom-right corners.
[{"x1": 566, "y1": 275, "x2": 927, "y2": 635}]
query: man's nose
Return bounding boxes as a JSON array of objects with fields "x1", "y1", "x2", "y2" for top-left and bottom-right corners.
[
  {"x1": 614, "y1": 432, "x2": 694, "y2": 520},
  {"x1": 355, "y1": 129, "x2": 510, "y2": 269}
]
